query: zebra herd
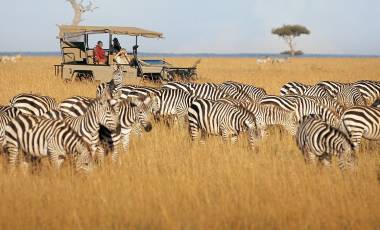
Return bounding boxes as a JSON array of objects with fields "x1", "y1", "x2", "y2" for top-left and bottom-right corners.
[{"x1": 0, "y1": 68, "x2": 379, "y2": 173}]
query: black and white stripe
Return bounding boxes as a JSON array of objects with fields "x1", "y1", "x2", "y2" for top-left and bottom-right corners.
[
  {"x1": 219, "y1": 81, "x2": 267, "y2": 102},
  {"x1": 163, "y1": 82, "x2": 227, "y2": 100},
  {"x1": 340, "y1": 106, "x2": 380, "y2": 149},
  {"x1": 280, "y1": 82, "x2": 311, "y2": 96},
  {"x1": 154, "y1": 89, "x2": 195, "y2": 124},
  {"x1": 296, "y1": 115, "x2": 356, "y2": 170},
  {"x1": 352, "y1": 80, "x2": 380, "y2": 105},
  {"x1": 334, "y1": 85, "x2": 366, "y2": 108},
  {"x1": 61, "y1": 97, "x2": 120, "y2": 162},
  {"x1": 188, "y1": 98, "x2": 257, "y2": 147},
  {"x1": 259, "y1": 95, "x2": 297, "y2": 111},
  {"x1": 10, "y1": 93, "x2": 58, "y2": 116},
  {"x1": 4, "y1": 114, "x2": 94, "y2": 172}
]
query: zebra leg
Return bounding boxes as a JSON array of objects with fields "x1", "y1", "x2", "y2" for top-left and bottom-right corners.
[
  {"x1": 95, "y1": 145, "x2": 105, "y2": 165},
  {"x1": 121, "y1": 127, "x2": 133, "y2": 150},
  {"x1": 188, "y1": 121, "x2": 200, "y2": 142},
  {"x1": 6, "y1": 144, "x2": 20, "y2": 173},
  {"x1": 338, "y1": 150, "x2": 357, "y2": 171},
  {"x1": 47, "y1": 141, "x2": 65, "y2": 170},
  {"x1": 199, "y1": 130, "x2": 207, "y2": 144}
]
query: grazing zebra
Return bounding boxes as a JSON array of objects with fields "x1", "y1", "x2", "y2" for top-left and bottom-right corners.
[
  {"x1": 243, "y1": 102, "x2": 298, "y2": 137},
  {"x1": 291, "y1": 96, "x2": 341, "y2": 127},
  {"x1": 284, "y1": 94, "x2": 345, "y2": 116},
  {"x1": 59, "y1": 96, "x2": 94, "y2": 117},
  {"x1": 0, "y1": 107, "x2": 21, "y2": 148},
  {"x1": 4, "y1": 114, "x2": 94, "y2": 173},
  {"x1": 259, "y1": 95, "x2": 297, "y2": 111},
  {"x1": 10, "y1": 93, "x2": 58, "y2": 116},
  {"x1": 296, "y1": 115, "x2": 357, "y2": 170},
  {"x1": 57, "y1": 94, "x2": 155, "y2": 162},
  {"x1": 352, "y1": 80, "x2": 380, "y2": 105},
  {"x1": 316, "y1": 81, "x2": 350, "y2": 97},
  {"x1": 280, "y1": 82, "x2": 311, "y2": 96},
  {"x1": 188, "y1": 98, "x2": 257, "y2": 147},
  {"x1": 163, "y1": 82, "x2": 227, "y2": 100},
  {"x1": 340, "y1": 106, "x2": 380, "y2": 149},
  {"x1": 61, "y1": 96, "x2": 120, "y2": 162},
  {"x1": 120, "y1": 85, "x2": 161, "y2": 99},
  {"x1": 218, "y1": 98, "x2": 298, "y2": 137},
  {"x1": 219, "y1": 81, "x2": 267, "y2": 102},
  {"x1": 154, "y1": 89, "x2": 195, "y2": 124},
  {"x1": 334, "y1": 85, "x2": 366, "y2": 108},
  {"x1": 303, "y1": 84, "x2": 331, "y2": 98}
]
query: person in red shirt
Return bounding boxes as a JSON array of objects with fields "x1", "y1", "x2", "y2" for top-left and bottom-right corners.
[{"x1": 94, "y1": 41, "x2": 107, "y2": 64}]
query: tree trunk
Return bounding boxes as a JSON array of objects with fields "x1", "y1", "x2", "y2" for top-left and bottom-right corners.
[{"x1": 288, "y1": 38, "x2": 295, "y2": 56}]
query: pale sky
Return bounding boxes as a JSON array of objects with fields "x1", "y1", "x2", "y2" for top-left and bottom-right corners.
[{"x1": 0, "y1": 0, "x2": 379, "y2": 54}]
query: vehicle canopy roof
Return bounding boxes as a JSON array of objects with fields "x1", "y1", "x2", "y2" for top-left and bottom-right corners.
[{"x1": 58, "y1": 25, "x2": 163, "y2": 39}]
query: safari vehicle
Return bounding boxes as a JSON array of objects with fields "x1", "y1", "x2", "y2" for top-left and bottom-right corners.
[{"x1": 54, "y1": 25, "x2": 164, "y2": 83}]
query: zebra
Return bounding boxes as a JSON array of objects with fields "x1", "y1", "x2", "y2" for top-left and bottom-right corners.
[
  {"x1": 352, "y1": 80, "x2": 380, "y2": 105},
  {"x1": 217, "y1": 98, "x2": 298, "y2": 138},
  {"x1": 283, "y1": 94, "x2": 345, "y2": 116},
  {"x1": 219, "y1": 81, "x2": 267, "y2": 102},
  {"x1": 0, "y1": 107, "x2": 21, "y2": 149},
  {"x1": 243, "y1": 102, "x2": 298, "y2": 137},
  {"x1": 334, "y1": 85, "x2": 366, "y2": 108},
  {"x1": 296, "y1": 115, "x2": 357, "y2": 170},
  {"x1": 339, "y1": 106, "x2": 380, "y2": 149},
  {"x1": 188, "y1": 98, "x2": 257, "y2": 147},
  {"x1": 10, "y1": 93, "x2": 58, "y2": 116},
  {"x1": 303, "y1": 84, "x2": 331, "y2": 98},
  {"x1": 291, "y1": 96, "x2": 341, "y2": 127},
  {"x1": 57, "y1": 94, "x2": 155, "y2": 163},
  {"x1": 120, "y1": 85, "x2": 161, "y2": 99},
  {"x1": 259, "y1": 95, "x2": 297, "y2": 111},
  {"x1": 280, "y1": 82, "x2": 311, "y2": 96},
  {"x1": 61, "y1": 96, "x2": 120, "y2": 162},
  {"x1": 4, "y1": 114, "x2": 94, "y2": 173},
  {"x1": 153, "y1": 89, "x2": 195, "y2": 125},
  {"x1": 59, "y1": 96, "x2": 94, "y2": 117},
  {"x1": 163, "y1": 82, "x2": 227, "y2": 100},
  {"x1": 316, "y1": 81, "x2": 350, "y2": 97}
]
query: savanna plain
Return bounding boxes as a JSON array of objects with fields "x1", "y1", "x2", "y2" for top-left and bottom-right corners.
[{"x1": 0, "y1": 57, "x2": 379, "y2": 229}]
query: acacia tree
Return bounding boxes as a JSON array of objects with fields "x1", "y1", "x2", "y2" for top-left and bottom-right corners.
[
  {"x1": 272, "y1": 24, "x2": 310, "y2": 56},
  {"x1": 66, "y1": 0, "x2": 98, "y2": 25}
]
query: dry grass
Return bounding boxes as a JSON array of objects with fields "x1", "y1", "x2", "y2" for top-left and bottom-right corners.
[{"x1": 0, "y1": 57, "x2": 379, "y2": 229}]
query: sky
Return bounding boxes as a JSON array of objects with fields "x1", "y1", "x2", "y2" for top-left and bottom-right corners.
[{"x1": 0, "y1": 0, "x2": 379, "y2": 54}]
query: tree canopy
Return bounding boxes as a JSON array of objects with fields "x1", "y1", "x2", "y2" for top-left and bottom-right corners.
[
  {"x1": 272, "y1": 25, "x2": 310, "y2": 37},
  {"x1": 272, "y1": 24, "x2": 310, "y2": 56}
]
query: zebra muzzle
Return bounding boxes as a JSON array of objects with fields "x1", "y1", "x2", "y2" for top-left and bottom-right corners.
[{"x1": 144, "y1": 122, "x2": 153, "y2": 132}]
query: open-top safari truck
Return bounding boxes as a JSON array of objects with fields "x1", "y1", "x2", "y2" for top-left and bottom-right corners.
[{"x1": 54, "y1": 25, "x2": 165, "y2": 83}]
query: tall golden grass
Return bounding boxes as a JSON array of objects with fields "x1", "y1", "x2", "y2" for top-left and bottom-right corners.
[{"x1": 0, "y1": 57, "x2": 379, "y2": 229}]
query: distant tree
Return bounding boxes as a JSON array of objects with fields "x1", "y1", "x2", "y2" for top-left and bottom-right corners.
[
  {"x1": 66, "y1": 0, "x2": 98, "y2": 25},
  {"x1": 272, "y1": 24, "x2": 310, "y2": 56}
]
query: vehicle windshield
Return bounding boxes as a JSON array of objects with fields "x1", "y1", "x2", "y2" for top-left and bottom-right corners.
[{"x1": 141, "y1": 59, "x2": 167, "y2": 65}]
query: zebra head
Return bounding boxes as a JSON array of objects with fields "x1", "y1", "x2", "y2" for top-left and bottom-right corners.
[
  {"x1": 96, "y1": 96, "x2": 120, "y2": 132},
  {"x1": 127, "y1": 95, "x2": 154, "y2": 132},
  {"x1": 74, "y1": 141, "x2": 94, "y2": 173}
]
